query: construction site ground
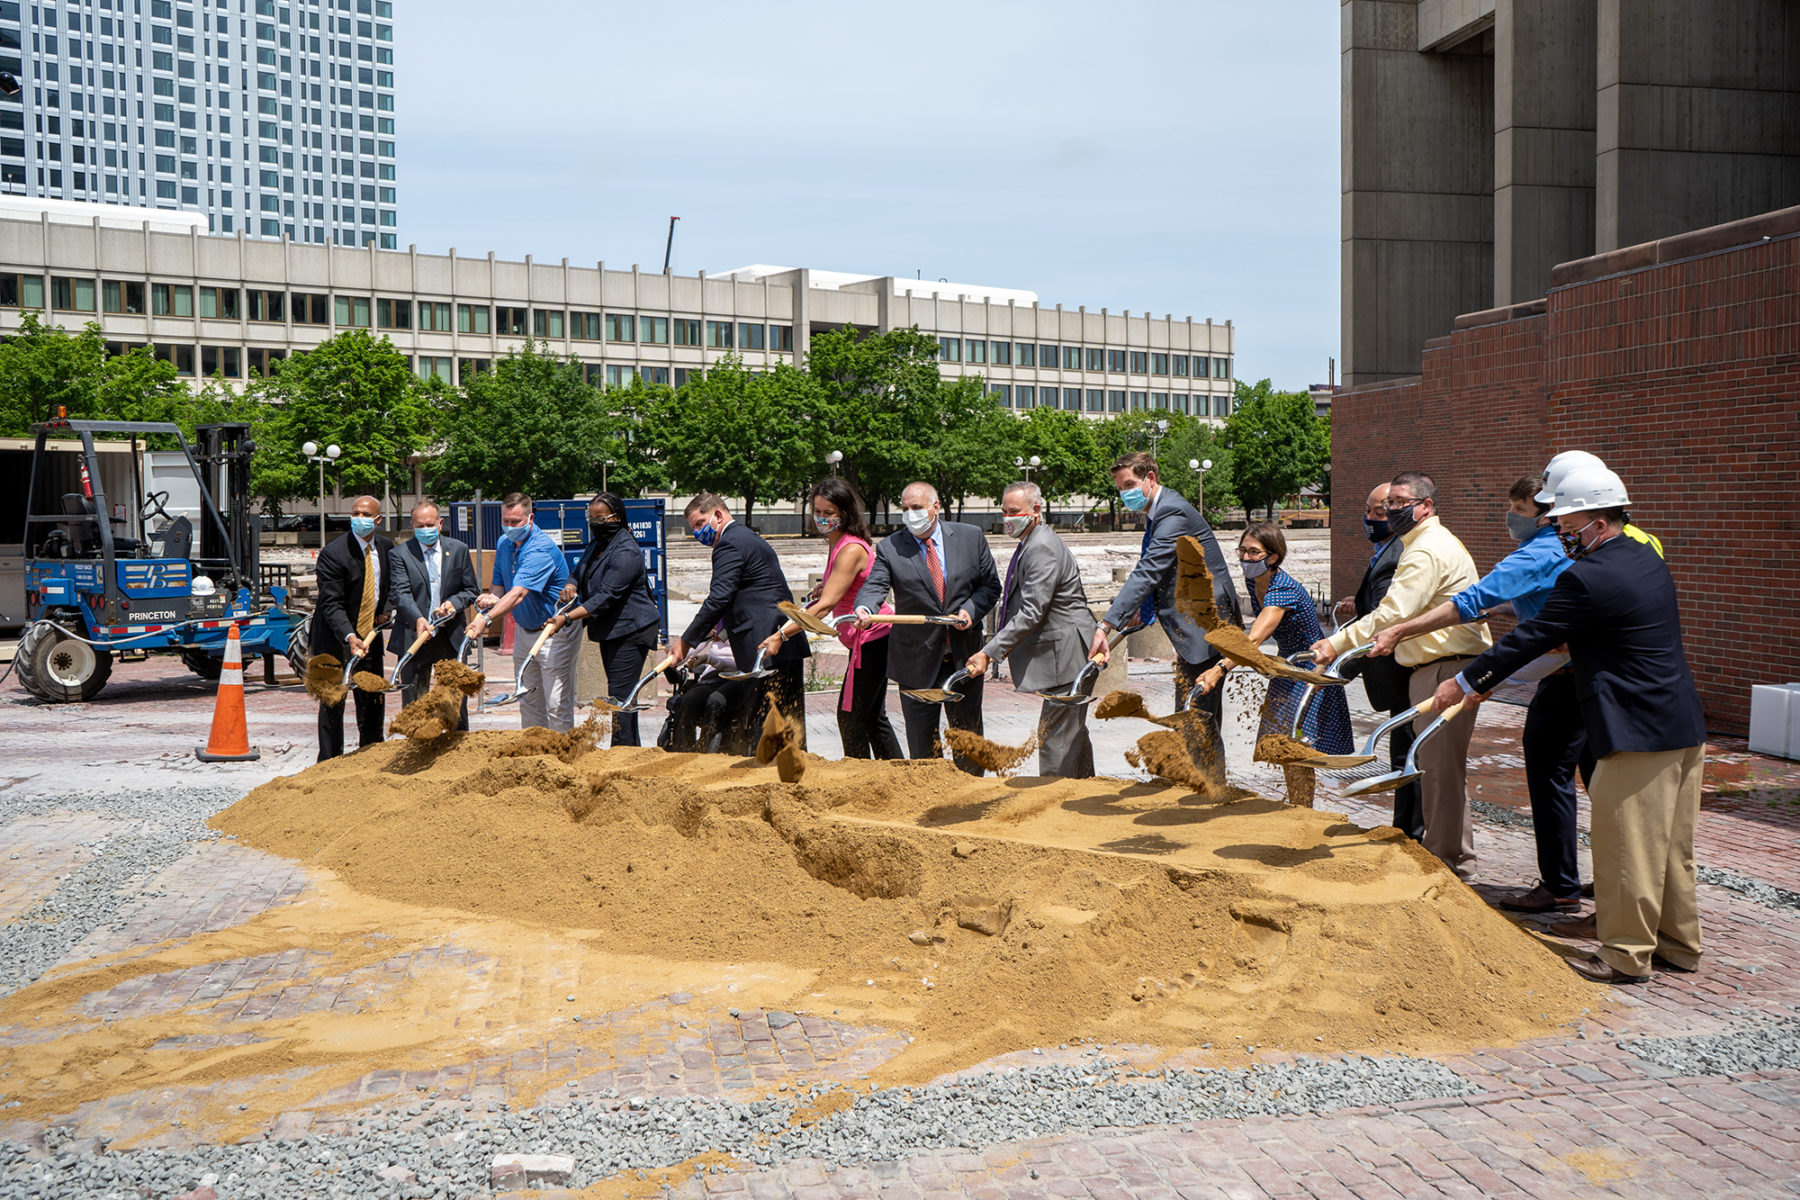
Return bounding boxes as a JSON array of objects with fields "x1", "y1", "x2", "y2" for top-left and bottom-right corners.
[{"x1": 2, "y1": 529, "x2": 1797, "y2": 1199}]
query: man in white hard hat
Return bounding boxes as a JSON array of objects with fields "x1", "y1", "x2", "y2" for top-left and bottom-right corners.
[
  {"x1": 1435, "y1": 464, "x2": 1706, "y2": 984},
  {"x1": 1540, "y1": 451, "x2": 1663, "y2": 556}
]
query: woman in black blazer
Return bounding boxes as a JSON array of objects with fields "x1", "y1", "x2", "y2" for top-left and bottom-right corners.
[{"x1": 547, "y1": 492, "x2": 660, "y2": 746}]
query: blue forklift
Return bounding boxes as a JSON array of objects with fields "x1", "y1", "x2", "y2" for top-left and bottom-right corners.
[{"x1": 15, "y1": 418, "x2": 301, "y2": 703}]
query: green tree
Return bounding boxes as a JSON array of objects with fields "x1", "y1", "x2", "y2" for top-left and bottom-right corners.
[
  {"x1": 654, "y1": 355, "x2": 819, "y2": 528},
  {"x1": 1011, "y1": 405, "x2": 1105, "y2": 514},
  {"x1": 1158, "y1": 419, "x2": 1237, "y2": 522},
  {"x1": 252, "y1": 329, "x2": 436, "y2": 509},
  {"x1": 596, "y1": 378, "x2": 670, "y2": 497},
  {"x1": 923, "y1": 379, "x2": 1018, "y2": 519},
  {"x1": 1221, "y1": 378, "x2": 1330, "y2": 518},
  {"x1": 804, "y1": 327, "x2": 957, "y2": 516},
  {"x1": 427, "y1": 341, "x2": 611, "y2": 500},
  {"x1": 0, "y1": 313, "x2": 187, "y2": 434}
]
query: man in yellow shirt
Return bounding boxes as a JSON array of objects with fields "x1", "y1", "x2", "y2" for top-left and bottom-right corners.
[{"x1": 1313, "y1": 471, "x2": 1492, "y2": 876}]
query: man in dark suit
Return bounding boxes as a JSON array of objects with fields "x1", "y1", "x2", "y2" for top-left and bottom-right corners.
[
  {"x1": 311, "y1": 493, "x2": 395, "y2": 761},
  {"x1": 854, "y1": 480, "x2": 1001, "y2": 774},
  {"x1": 1089, "y1": 452, "x2": 1242, "y2": 760},
  {"x1": 668, "y1": 493, "x2": 809, "y2": 748},
  {"x1": 387, "y1": 500, "x2": 480, "y2": 730},
  {"x1": 1436, "y1": 465, "x2": 1705, "y2": 985}
]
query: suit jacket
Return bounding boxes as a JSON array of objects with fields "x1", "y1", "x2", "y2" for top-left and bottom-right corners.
[
  {"x1": 854, "y1": 520, "x2": 1001, "y2": 690},
  {"x1": 311, "y1": 530, "x2": 396, "y2": 662},
  {"x1": 1462, "y1": 536, "x2": 1705, "y2": 758},
  {"x1": 572, "y1": 526, "x2": 659, "y2": 645},
  {"x1": 1102, "y1": 488, "x2": 1241, "y2": 665},
  {"x1": 681, "y1": 520, "x2": 809, "y2": 670},
  {"x1": 982, "y1": 523, "x2": 1096, "y2": 692},
  {"x1": 1349, "y1": 534, "x2": 1412, "y2": 710},
  {"x1": 387, "y1": 535, "x2": 480, "y2": 653}
]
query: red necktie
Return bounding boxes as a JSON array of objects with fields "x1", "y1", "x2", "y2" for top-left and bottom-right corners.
[{"x1": 924, "y1": 537, "x2": 946, "y2": 608}]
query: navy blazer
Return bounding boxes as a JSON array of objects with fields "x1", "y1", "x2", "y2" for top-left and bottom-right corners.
[
  {"x1": 572, "y1": 527, "x2": 659, "y2": 644},
  {"x1": 681, "y1": 520, "x2": 808, "y2": 669},
  {"x1": 853, "y1": 520, "x2": 1001, "y2": 690},
  {"x1": 1102, "y1": 487, "x2": 1241, "y2": 665},
  {"x1": 1462, "y1": 535, "x2": 1705, "y2": 758},
  {"x1": 387, "y1": 534, "x2": 480, "y2": 650}
]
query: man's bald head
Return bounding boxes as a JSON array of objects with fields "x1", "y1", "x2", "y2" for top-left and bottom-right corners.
[
  {"x1": 900, "y1": 481, "x2": 939, "y2": 507},
  {"x1": 1364, "y1": 483, "x2": 1389, "y2": 522},
  {"x1": 350, "y1": 494, "x2": 381, "y2": 517}
]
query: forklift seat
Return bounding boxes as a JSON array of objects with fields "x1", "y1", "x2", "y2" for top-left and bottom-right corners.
[{"x1": 60, "y1": 493, "x2": 144, "y2": 556}]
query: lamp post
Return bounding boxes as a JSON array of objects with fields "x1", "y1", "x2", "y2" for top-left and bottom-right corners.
[
  {"x1": 1013, "y1": 454, "x2": 1040, "y2": 481},
  {"x1": 1191, "y1": 457, "x2": 1213, "y2": 514},
  {"x1": 825, "y1": 449, "x2": 843, "y2": 476},
  {"x1": 301, "y1": 440, "x2": 340, "y2": 551},
  {"x1": 1148, "y1": 418, "x2": 1169, "y2": 458},
  {"x1": 602, "y1": 459, "x2": 615, "y2": 493}
]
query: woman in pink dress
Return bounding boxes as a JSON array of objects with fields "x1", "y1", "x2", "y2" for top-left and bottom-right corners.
[{"x1": 761, "y1": 477, "x2": 903, "y2": 759}]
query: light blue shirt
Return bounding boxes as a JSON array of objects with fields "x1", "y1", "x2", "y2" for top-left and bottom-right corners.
[
  {"x1": 493, "y1": 524, "x2": 570, "y2": 630},
  {"x1": 1451, "y1": 523, "x2": 1570, "y2": 625}
]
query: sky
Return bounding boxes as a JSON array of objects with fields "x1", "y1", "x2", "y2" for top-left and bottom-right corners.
[{"x1": 397, "y1": 1, "x2": 1340, "y2": 392}]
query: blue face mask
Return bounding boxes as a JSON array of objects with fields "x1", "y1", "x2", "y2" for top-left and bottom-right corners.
[
  {"x1": 1120, "y1": 486, "x2": 1148, "y2": 512},
  {"x1": 693, "y1": 523, "x2": 718, "y2": 548},
  {"x1": 499, "y1": 523, "x2": 530, "y2": 544},
  {"x1": 350, "y1": 515, "x2": 376, "y2": 538},
  {"x1": 413, "y1": 525, "x2": 440, "y2": 547}
]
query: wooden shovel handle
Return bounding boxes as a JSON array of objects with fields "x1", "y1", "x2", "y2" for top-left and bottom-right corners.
[
  {"x1": 867, "y1": 613, "x2": 932, "y2": 625},
  {"x1": 405, "y1": 627, "x2": 434, "y2": 657},
  {"x1": 644, "y1": 653, "x2": 677, "y2": 678},
  {"x1": 524, "y1": 622, "x2": 559, "y2": 660},
  {"x1": 1437, "y1": 698, "x2": 1467, "y2": 722}
]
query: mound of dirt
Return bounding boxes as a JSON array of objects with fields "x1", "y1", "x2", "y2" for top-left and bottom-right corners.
[
  {"x1": 208, "y1": 733, "x2": 1598, "y2": 1084},
  {"x1": 943, "y1": 729, "x2": 1037, "y2": 777}
]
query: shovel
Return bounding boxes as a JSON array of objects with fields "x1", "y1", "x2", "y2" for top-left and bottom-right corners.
[
  {"x1": 1037, "y1": 627, "x2": 1131, "y2": 707},
  {"x1": 593, "y1": 653, "x2": 679, "y2": 714},
  {"x1": 720, "y1": 646, "x2": 776, "y2": 681},
  {"x1": 376, "y1": 612, "x2": 460, "y2": 690},
  {"x1": 1340, "y1": 698, "x2": 1467, "y2": 797},
  {"x1": 1251, "y1": 644, "x2": 1381, "y2": 768},
  {"x1": 901, "y1": 666, "x2": 972, "y2": 704},
  {"x1": 488, "y1": 599, "x2": 579, "y2": 707},
  {"x1": 339, "y1": 614, "x2": 393, "y2": 689}
]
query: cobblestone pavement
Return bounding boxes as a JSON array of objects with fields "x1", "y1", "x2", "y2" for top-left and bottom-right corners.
[{"x1": 3, "y1": 577, "x2": 1798, "y2": 1196}]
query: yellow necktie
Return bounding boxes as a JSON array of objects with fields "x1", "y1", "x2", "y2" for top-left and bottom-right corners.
[{"x1": 356, "y1": 542, "x2": 376, "y2": 640}]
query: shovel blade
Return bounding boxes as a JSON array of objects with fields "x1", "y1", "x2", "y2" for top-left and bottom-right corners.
[
  {"x1": 1036, "y1": 692, "x2": 1098, "y2": 707},
  {"x1": 1343, "y1": 769, "x2": 1419, "y2": 798},
  {"x1": 900, "y1": 688, "x2": 962, "y2": 704}
]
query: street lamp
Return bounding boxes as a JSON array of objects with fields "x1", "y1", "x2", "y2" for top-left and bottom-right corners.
[
  {"x1": 1191, "y1": 457, "x2": 1213, "y2": 514},
  {"x1": 825, "y1": 449, "x2": 843, "y2": 476},
  {"x1": 301, "y1": 441, "x2": 341, "y2": 550},
  {"x1": 1148, "y1": 418, "x2": 1169, "y2": 458},
  {"x1": 602, "y1": 459, "x2": 616, "y2": 493},
  {"x1": 1013, "y1": 454, "x2": 1041, "y2": 480}
]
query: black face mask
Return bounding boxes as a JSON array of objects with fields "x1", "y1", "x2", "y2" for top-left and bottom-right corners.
[
  {"x1": 1364, "y1": 517, "x2": 1390, "y2": 543},
  {"x1": 1386, "y1": 502, "x2": 1421, "y2": 538},
  {"x1": 589, "y1": 518, "x2": 624, "y2": 545}
]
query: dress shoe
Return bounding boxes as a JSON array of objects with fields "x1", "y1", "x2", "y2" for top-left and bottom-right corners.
[
  {"x1": 1568, "y1": 954, "x2": 1647, "y2": 985},
  {"x1": 1499, "y1": 883, "x2": 1583, "y2": 913},
  {"x1": 1652, "y1": 953, "x2": 1699, "y2": 974},
  {"x1": 1580, "y1": 881, "x2": 1595, "y2": 898},
  {"x1": 1546, "y1": 914, "x2": 1597, "y2": 938}
]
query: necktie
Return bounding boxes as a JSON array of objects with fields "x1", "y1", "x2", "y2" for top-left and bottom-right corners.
[
  {"x1": 924, "y1": 537, "x2": 946, "y2": 608},
  {"x1": 1137, "y1": 518, "x2": 1157, "y2": 628},
  {"x1": 1002, "y1": 542, "x2": 1025, "y2": 615},
  {"x1": 425, "y1": 545, "x2": 441, "y2": 607},
  {"x1": 356, "y1": 541, "x2": 377, "y2": 640}
]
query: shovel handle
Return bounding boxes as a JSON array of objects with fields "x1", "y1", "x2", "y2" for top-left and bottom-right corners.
[
  {"x1": 1090, "y1": 626, "x2": 1130, "y2": 662},
  {"x1": 1437, "y1": 698, "x2": 1466, "y2": 722},
  {"x1": 404, "y1": 627, "x2": 434, "y2": 657},
  {"x1": 866, "y1": 613, "x2": 932, "y2": 625},
  {"x1": 645, "y1": 653, "x2": 677, "y2": 678},
  {"x1": 523, "y1": 619, "x2": 562, "y2": 661}
]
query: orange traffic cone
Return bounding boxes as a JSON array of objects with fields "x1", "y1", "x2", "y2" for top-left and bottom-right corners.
[{"x1": 195, "y1": 624, "x2": 261, "y2": 762}]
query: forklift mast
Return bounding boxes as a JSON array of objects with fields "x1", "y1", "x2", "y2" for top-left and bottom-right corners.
[{"x1": 194, "y1": 423, "x2": 258, "y2": 594}]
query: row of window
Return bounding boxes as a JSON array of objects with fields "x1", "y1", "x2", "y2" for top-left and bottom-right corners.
[
  {"x1": 941, "y1": 337, "x2": 1232, "y2": 378},
  {"x1": 988, "y1": 385, "x2": 1232, "y2": 418}
]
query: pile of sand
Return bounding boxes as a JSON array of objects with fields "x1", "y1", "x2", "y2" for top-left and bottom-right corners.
[{"x1": 208, "y1": 733, "x2": 1596, "y2": 1080}]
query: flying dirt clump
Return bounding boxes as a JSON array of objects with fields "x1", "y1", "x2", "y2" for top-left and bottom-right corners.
[
  {"x1": 303, "y1": 655, "x2": 347, "y2": 708},
  {"x1": 390, "y1": 660, "x2": 487, "y2": 741},
  {"x1": 943, "y1": 729, "x2": 1038, "y2": 777},
  {"x1": 755, "y1": 706, "x2": 807, "y2": 783},
  {"x1": 1205, "y1": 626, "x2": 1336, "y2": 684},
  {"x1": 1174, "y1": 535, "x2": 1224, "y2": 631},
  {"x1": 492, "y1": 714, "x2": 608, "y2": 764}
]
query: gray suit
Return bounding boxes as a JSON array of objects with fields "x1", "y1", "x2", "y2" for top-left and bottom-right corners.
[
  {"x1": 387, "y1": 534, "x2": 480, "y2": 725},
  {"x1": 855, "y1": 520, "x2": 1001, "y2": 773},
  {"x1": 983, "y1": 522, "x2": 1098, "y2": 777}
]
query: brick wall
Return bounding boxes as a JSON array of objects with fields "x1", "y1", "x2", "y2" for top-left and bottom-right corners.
[{"x1": 1331, "y1": 206, "x2": 1800, "y2": 733}]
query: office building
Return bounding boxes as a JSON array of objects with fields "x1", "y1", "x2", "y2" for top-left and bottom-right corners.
[
  {"x1": 0, "y1": 203, "x2": 1237, "y2": 421},
  {"x1": 3, "y1": 0, "x2": 397, "y2": 248}
]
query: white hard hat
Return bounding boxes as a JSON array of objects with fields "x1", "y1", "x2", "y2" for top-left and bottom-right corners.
[
  {"x1": 1547, "y1": 464, "x2": 1630, "y2": 518},
  {"x1": 1536, "y1": 451, "x2": 1607, "y2": 504}
]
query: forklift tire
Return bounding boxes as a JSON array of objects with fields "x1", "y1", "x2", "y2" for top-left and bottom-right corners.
[
  {"x1": 285, "y1": 614, "x2": 311, "y2": 675},
  {"x1": 180, "y1": 648, "x2": 224, "y2": 680},
  {"x1": 16, "y1": 621, "x2": 113, "y2": 703}
]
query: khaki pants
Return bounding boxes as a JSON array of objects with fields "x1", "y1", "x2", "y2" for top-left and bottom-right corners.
[
  {"x1": 1407, "y1": 656, "x2": 1479, "y2": 876},
  {"x1": 1589, "y1": 745, "x2": 1705, "y2": 977}
]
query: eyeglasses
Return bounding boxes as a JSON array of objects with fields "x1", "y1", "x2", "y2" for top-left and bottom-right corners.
[
  {"x1": 1385, "y1": 497, "x2": 1419, "y2": 513},
  {"x1": 1237, "y1": 549, "x2": 1267, "y2": 561}
]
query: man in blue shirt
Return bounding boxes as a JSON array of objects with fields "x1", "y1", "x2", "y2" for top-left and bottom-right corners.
[
  {"x1": 466, "y1": 492, "x2": 576, "y2": 732},
  {"x1": 1370, "y1": 474, "x2": 1581, "y2": 910}
]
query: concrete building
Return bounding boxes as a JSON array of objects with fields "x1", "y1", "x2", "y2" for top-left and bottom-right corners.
[
  {"x1": 3, "y1": 0, "x2": 398, "y2": 248},
  {"x1": 0, "y1": 204, "x2": 1238, "y2": 420},
  {"x1": 1342, "y1": 0, "x2": 1800, "y2": 385}
]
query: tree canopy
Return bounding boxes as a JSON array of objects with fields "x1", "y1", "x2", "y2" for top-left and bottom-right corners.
[{"x1": 1220, "y1": 379, "x2": 1331, "y2": 518}]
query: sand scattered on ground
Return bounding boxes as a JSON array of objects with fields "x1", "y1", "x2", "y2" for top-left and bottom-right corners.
[
  {"x1": 943, "y1": 729, "x2": 1038, "y2": 777},
  {"x1": 303, "y1": 655, "x2": 346, "y2": 707}
]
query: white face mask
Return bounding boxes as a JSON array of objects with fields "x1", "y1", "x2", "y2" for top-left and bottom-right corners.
[
  {"x1": 902, "y1": 509, "x2": 934, "y2": 537},
  {"x1": 1002, "y1": 513, "x2": 1034, "y2": 539}
]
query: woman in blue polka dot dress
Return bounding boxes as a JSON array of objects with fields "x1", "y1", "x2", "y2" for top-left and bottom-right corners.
[{"x1": 1194, "y1": 521, "x2": 1353, "y2": 755}]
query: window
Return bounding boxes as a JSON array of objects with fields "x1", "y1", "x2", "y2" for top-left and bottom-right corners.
[
  {"x1": 604, "y1": 313, "x2": 636, "y2": 342},
  {"x1": 494, "y1": 306, "x2": 527, "y2": 336},
  {"x1": 604, "y1": 365, "x2": 633, "y2": 388},
  {"x1": 1152, "y1": 392, "x2": 1169, "y2": 410},
  {"x1": 458, "y1": 358, "x2": 490, "y2": 382},
  {"x1": 1109, "y1": 349, "x2": 1128, "y2": 373},
  {"x1": 640, "y1": 316, "x2": 668, "y2": 344},
  {"x1": 641, "y1": 366, "x2": 670, "y2": 385},
  {"x1": 1216, "y1": 393, "x2": 1232, "y2": 415},
  {"x1": 1064, "y1": 388, "x2": 1082, "y2": 412},
  {"x1": 457, "y1": 304, "x2": 489, "y2": 334},
  {"x1": 248, "y1": 347, "x2": 286, "y2": 376},
  {"x1": 153, "y1": 342, "x2": 196, "y2": 375},
  {"x1": 965, "y1": 338, "x2": 986, "y2": 364},
  {"x1": 334, "y1": 295, "x2": 371, "y2": 328},
  {"x1": 201, "y1": 346, "x2": 242, "y2": 378},
  {"x1": 1016, "y1": 343, "x2": 1035, "y2": 367},
  {"x1": 1171, "y1": 394, "x2": 1189, "y2": 415},
  {"x1": 704, "y1": 320, "x2": 733, "y2": 349},
  {"x1": 1016, "y1": 386, "x2": 1035, "y2": 409},
  {"x1": 769, "y1": 324, "x2": 794, "y2": 352},
  {"x1": 1037, "y1": 344, "x2": 1057, "y2": 369},
  {"x1": 247, "y1": 290, "x2": 285, "y2": 322},
  {"x1": 418, "y1": 300, "x2": 452, "y2": 332},
  {"x1": 1086, "y1": 388, "x2": 1105, "y2": 412},
  {"x1": 1130, "y1": 391, "x2": 1148, "y2": 411},
  {"x1": 1109, "y1": 390, "x2": 1127, "y2": 413},
  {"x1": 937, "y1": 336, "x2": 960, "y2": 362},
  {"x1": 532, "y1": 309, "x2": 564, "y2": 338},
  {"x1": 415, "y1": 355, "x2": 453, "y2": 384},
  {"x1": 1086, "y1": 347, "x2": 1105, "y2": 371},
  {"x1": 990, "y1": 384, "x2": 1011, "y2": 407},
  {"x1": 151, "y1": 283, "x2": 193, "y2": 317},
  {"x1": 1214, "y1": 356, "x2": 1232, "y2": 379},
  {"x1": 990, "y1": 341, "x2": 1011, "y2": 366},
  {"x1": 673, "y1": 317, "x2": 701, "y2": 346},
  {"x1": 377, "y1": 298, "x2": 411, "y2": 330},
  {"x1": 198, "y1": 287, "x2": 240, "y2": 320},
  {"x1": 736, "y1": 322, "x2": 763, "y2": 350},
  {"x1": 51, "y1": 276, "x2": 97, "y2": 312},
  {"x1": 1173, "y1": 354, "x2": 1188, "y2": 377},
  {"x1": 570, "y1": 312, "x2": 601, "y2": 340},
  {"x1": 290, "y1": 292, "x2": 329, "y2": 325},
  {"x1": 1151, "y1": 353, "x2": 1168, "y2": 375},
  {"x1": 103, "y1": 280, "x2": 145, "y2": 314}
]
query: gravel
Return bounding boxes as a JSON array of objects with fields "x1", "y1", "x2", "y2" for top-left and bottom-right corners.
[
  {"x1": 0, "y1": 1054, "x2": 1476, "y2": 1198},
  {"x1": 0, "y1": 787, "x2": 242, "y2": 999},
  {"x1": 1622, "y1": 1014, "x2": 1800, "y2": 1077}
]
